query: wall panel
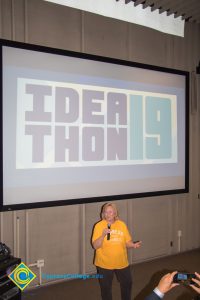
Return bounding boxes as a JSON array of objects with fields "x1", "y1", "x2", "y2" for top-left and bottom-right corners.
[
  {"x1": 1, "y1": 0, "x2": 13, "y2": 39},
  {"x1": 83, "y1": 12, "x2": 128, "y2": 60},
  {"x1": 129, "y1": 24, "x2": 167, "y2": 67},
  {"x1": 26, "y1": 0, "x2": 82, "y2": 50},
  {"x1": 12, "y1": 0, "x2": 26, "y2": 42},
  {"x1": 0, "y1": 211, "x2": 14, "y2": 251},
  {"x1": 27, "y1": 205, "x2": 80, "y2": 283},
  {"x1": 131, "y1": 197, "x2": 172, "y2": 263}
]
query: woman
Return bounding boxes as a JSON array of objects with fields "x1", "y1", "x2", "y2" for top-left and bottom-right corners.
[{"x1": 92, "y1": 202, "x2": 141, "y2": 300}]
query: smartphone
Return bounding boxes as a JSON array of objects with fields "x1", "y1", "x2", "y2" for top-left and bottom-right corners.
[{"x1": 173, "y1": 273, "x2": 196, "y2": 285}]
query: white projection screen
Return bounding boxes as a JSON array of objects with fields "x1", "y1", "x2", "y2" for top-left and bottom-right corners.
[{"x1": 0, "y1": 39, "x2": 189, "y2": 211}]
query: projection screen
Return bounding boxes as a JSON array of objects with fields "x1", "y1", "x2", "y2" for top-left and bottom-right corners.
[{"x1": 0, "y1": 39, "x2": 189, "y2": 210}]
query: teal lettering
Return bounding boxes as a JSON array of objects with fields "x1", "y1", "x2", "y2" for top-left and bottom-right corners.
[{"x1": 145, "y1": 96, "x2": 172, "y2": 159}]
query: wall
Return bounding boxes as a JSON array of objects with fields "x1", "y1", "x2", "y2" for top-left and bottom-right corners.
[{"x1": 0, "y1": 0, "x2": 200, "y2": 287}]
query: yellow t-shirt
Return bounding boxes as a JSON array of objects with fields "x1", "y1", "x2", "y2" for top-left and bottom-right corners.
[{"x1": 92, "y1": 219, "x2": 132, "y2": 269}]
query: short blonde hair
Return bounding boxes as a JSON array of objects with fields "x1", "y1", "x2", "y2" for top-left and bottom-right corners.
[{"x1": 101, "y1": 202, "x2": 119, "y2": 220}]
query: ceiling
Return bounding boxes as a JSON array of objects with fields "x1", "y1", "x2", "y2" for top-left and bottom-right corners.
[{"x1": 117, "y1": 0, "x2": 200, "y2": 23}]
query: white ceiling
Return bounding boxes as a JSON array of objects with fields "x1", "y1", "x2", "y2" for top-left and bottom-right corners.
[
  {"x1": 45, "y1": 0, "x2": 184, "y2": 36},
  {"x1": 119, "y1": 0, "x2": 200, "y2": 23}
]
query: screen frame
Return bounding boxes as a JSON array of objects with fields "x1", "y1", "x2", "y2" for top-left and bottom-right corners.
[{"x1": 0, "y1": 38, "x2": 189, "y2": 211}]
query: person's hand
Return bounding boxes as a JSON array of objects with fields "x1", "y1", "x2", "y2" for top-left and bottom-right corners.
[
  {"x1": 157, "y1": 271, "x2": 179, "y2": 294},
  {"x1": 102, "y1": 228, "x2": 111, "y2": 238},
  {"x1": 133, "y1": 241, "x2": 142, "y2": 248},
  {"x1": 190, "y1": 272, "x2": 200, "y2": 294}
]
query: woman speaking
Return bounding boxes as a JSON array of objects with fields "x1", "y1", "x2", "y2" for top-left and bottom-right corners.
[{"x1": 92, "y1": 202, "x2": 141, "y2": 300}]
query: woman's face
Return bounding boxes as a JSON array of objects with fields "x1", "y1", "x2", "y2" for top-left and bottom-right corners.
[{"x1": 104, "y1": 206, "x2": 115, "y2": 223}]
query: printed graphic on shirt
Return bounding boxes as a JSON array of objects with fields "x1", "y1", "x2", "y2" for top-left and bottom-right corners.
[{"x1": 109, "y1": 229, "x2": 124, "y2": 243}]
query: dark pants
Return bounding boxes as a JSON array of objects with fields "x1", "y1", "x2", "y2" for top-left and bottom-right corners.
[{"x1": 97, "y1": 266, "x2": 132, "y2": 300}]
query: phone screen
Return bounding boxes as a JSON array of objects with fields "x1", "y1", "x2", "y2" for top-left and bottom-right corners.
[
  {"x1": 177, "y1": 273, "x2": 188, "y2": 280},
  {"x1": 173, "y1": 273, "x2": 196, "y2": 285}
]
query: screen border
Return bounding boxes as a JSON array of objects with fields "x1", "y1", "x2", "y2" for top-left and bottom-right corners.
[{"x1": 0, "y1": 38, "x2": 189, "y2": 211}]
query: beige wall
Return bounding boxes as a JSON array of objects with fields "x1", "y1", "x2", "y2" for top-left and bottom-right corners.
[{"x1": 0, "y1": 0, "x2": 200, "y2": 287}]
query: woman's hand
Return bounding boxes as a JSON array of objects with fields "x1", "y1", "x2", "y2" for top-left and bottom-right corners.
[
  {"x1": 133, "y1": 241, "x2": 142, "y2": 248},
  {"x1": 102, "y1": 228, "x2": 111, "y2": 238},
  {"x1": 126, "y1": 240, "x2": 142, "y2": 248}
]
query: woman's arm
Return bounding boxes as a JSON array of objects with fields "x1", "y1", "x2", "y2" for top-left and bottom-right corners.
[{"x1": 92, "y1": 228, "x2": 110, "y2": 250}]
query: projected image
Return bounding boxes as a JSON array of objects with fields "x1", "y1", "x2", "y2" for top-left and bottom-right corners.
[
  {"x1": 16, "y1": 79, "x2": 177, "y2": 169},
  {"x1": 1, "y1": 40, "x2": 189, "y2": 209}
]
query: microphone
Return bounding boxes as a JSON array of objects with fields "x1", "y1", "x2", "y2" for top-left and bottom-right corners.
[{"x1": 107, "y1": 224, "x2": 111, "y2": 240}]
